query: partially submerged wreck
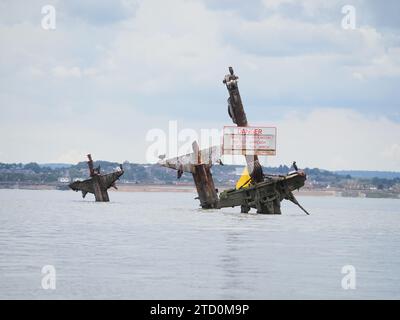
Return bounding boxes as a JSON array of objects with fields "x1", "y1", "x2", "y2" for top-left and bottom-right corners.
[
  {"x1": 159, "y1": 67, "x2": 309, "y2": 214},
  {"x1": 69, "y1": 154, "x2": 124, "y2": 202}
]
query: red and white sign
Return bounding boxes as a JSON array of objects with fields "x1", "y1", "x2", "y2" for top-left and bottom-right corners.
[{"x1": 223, "y1": 126, "x2": 277, "y2": 156}]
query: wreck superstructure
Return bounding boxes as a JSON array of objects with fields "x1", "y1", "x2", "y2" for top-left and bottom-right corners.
[
  {"x1": 159, "y1": 67, "x2": 308, "y2": 214},
  {"x1": 69, "y1": 154, "x2": 124, "y2": 202}
]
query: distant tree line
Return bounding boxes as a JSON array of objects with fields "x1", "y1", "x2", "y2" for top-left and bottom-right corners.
[{"x1": 0, "y1": 161, "x2": 399, "y2": 190}]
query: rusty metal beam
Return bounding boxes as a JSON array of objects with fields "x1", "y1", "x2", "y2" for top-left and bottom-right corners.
[
  {"x1": 191, "y1": 141, "x2": 218, "y2": 208},
  {"x1": 223, "y1": 67, "x2": 264, "y2": 183}
]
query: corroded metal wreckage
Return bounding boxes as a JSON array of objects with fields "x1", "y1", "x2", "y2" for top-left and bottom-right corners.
[
  {"x1": 159, "y1": 67, "x2": 309, "y2": 215},
  {"x1": 219, "y1": 171, "x2": 308, "y2": 215},
  {"x1": 69, "y1": 154, "x2": 124, "y2": 202},
  {"x1": 160, "y1": 141, "x2": 220, "y2": 209}
]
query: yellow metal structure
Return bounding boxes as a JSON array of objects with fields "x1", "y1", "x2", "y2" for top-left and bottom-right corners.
[{"x1": 236, "y1": 167, "x2": 251, "y2": 189}]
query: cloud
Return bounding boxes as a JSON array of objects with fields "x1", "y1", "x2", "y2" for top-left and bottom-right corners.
[
  {"x1": 91, "y1": 0, "x2": 229, "y2": 94},
  {"x1": 352, "y1": 47, "x2": 400, "y2": 79},
  {"x1": 262, "y1": 0, "x2": 296, "y2": 11},
  {"x1": 52, "y1": 66, "x2": 82, "y2": 78},
  {"x1": 263, "y1": 108, "x2": 400, "y2": 171},
  {"x1": 0, "y1": 0, "x2": 399, "y2": 170},
  {"x1": 53, "y1": 149, "x2": 85, "y2": 163},
  {"x1": 383, "y1": 144, "x2": 400, "y2": 165}
]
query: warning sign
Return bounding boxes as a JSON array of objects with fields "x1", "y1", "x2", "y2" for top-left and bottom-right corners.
[{"x1": 223, "y1": 126, "x2": 277, "y2": 156}]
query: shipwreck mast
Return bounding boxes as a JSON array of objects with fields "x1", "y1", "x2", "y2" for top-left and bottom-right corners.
[
  {"x1": 191, "y1": 142, "x2": 219, "y2": 209},
  {"x1": 87, "y1": 154, "x2": 110, "y2": 202},
  {"x1": 223, "y1": 67, "x2": 264, "y2": 183}
]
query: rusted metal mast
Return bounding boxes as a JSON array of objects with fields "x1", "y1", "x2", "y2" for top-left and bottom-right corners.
[
  {"x1": 69, "y1": 154, "x2": 124, "y2": 202},
  {"x1": 191, "y1": 142, "x2": 219, "y2": 209},
  {"x1": 223, "y1": 67, "x2": 264, "y2": 183},
  {"x1": 87, "y1": 154, "x2": 110, "y2": 202},
  {"x1": 158, "y1": 142, "x2": 219, "y2": 209}
]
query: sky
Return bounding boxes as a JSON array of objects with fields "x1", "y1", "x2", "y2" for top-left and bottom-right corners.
[{"x1": 0, "y1": 0, "x2": 399, "y2": 171}]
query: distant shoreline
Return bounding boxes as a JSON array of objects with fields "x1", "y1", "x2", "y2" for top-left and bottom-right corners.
[{"x1": 1, "y1": 183, "x2": 399, "y2": 199}]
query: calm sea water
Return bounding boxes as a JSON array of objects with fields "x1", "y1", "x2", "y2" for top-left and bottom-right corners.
[{"x1": 0, "y1": 189, "x2": 399, "y2": 299}]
